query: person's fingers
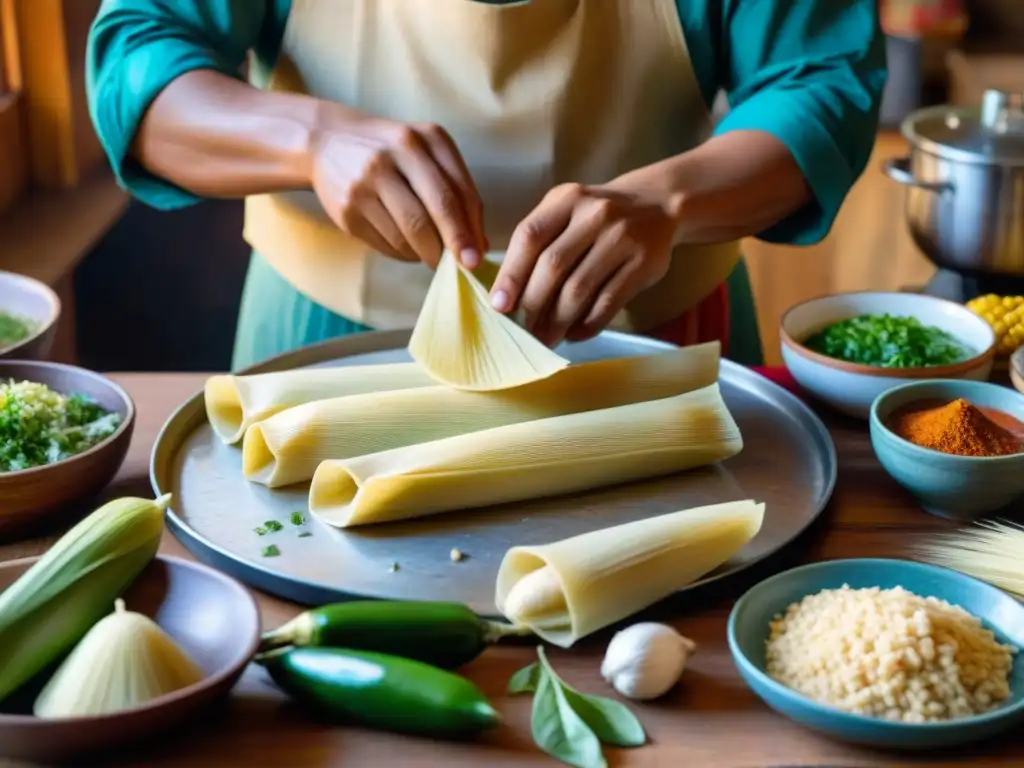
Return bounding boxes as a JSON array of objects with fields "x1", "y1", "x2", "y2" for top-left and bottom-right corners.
[
  {"x1": 518, "y1": 212, "x2": 607, "y2": 333},
  {"x1": 391, "y1": 127, "x2": 478, "y2": 268},
  {"x1": 491, "y1": 185, "x2": 579, "y2": 314},
  {"x1": 340, "y1": 203, "x2": 412, "y2": 262},
  {"x1": 566, "y1": 255, "x2": 649, "y2": 341},
  {"x1": 416, "y1": 123, "x2": 487, "y2": 267},
  {"x1": 537, "y1": 230, "x2": 633, "y2": 346},
  {"x1": 376, "y1": 167, "x2": 443, "y2": 266}
]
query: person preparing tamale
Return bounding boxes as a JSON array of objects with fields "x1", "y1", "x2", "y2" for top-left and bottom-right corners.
[{"x1": 86, "y1": 0, "x2": 886, "y2": 369}]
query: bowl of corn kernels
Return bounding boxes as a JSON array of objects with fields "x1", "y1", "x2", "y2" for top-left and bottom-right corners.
[{"x1": 966, "y1": 294, "x2": 1024, "y2": 360}]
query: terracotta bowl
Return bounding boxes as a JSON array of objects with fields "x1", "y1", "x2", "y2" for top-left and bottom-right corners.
[
  {"x1": 0, "y1": 271, "x2": 61, "y2": 361},
  {"x1": 0, "y1": 555, "x2": 260, "y2": 763},
  {"x1": 780, "y1": 291, "x2": 996, "y2": 419},
  {"x1": 0, "y1": 361, "x2": 135, "y2": 536}
]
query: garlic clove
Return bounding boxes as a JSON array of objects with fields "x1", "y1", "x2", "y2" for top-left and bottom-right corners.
[
  {"x1": 34, "y1": 599, "x2": 205, "y2": 718},
  {"x1": 600, "y1": 622, "x2": 696, "y2": 701}
]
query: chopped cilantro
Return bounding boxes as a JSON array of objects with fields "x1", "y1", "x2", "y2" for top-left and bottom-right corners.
[
  {"x1": 803, "y1": 314, "x2": 971, "y2": 369},
  {"x1": 0, "y1": 380, "x2": 122, "y2": 472},
  {"x1": 254, "y1": 526, "x2": 267, "y2": 536},
  {"x1": 0, "y1": 313, "x2": 35, "y2": 350},
  {"x1": 298, "y1": 531, "x2": 313, "y2": 538},
  {"x1": 290, "y1": 511, "x2": 306, "y2": 526},
  {"x1": 263, "y1": 520, "x2": 284, "y2": 532},
  {"x1": 261, "y1": 544, "x2": 280, "y2": 558}
]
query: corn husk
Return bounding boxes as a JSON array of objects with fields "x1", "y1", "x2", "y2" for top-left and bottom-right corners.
[
  {"x1": 496, "y1": 500, "x2": 765, "y2": 647},
  {"x1": 408, "y1": 251, "x2": 569, "y2": 391},
  {"x1": 205, "y1": 364, "x2": 436, "y2": 444},
  {"x1": 917, "y1": 521, "x2": 1024, "y2": 597},
  {"x1": 309, "y1": 383, "x2": 743, "y2": 528},
  {"x1": 0, "y1": 495, "x2": 167, "y2": 703},
  {"x1": 34, "y1": 598, "x2": 204, "y2": 718},
  {"x1": 244, "y1": 343, "x2": 720, "y2": 487}
]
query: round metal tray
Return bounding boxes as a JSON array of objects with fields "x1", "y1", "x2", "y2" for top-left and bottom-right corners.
[{"x1": 152, "y1": 330, "x2": 837, "y2": 616}]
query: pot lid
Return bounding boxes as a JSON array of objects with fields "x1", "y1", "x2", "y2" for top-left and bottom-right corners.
[{"x1": 902, "y1": 90, "x2": 1024, "y2": 166}]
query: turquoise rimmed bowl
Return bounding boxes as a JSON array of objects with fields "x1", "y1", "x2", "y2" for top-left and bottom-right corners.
[
  {"x1": 869, "y1": 379, "x2": 1024, "y2": 520},
  {"x1": 728, "y1": 558, "x2": 1024, "y2": 749}
]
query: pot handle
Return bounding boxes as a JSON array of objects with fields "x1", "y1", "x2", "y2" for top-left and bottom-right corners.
[{"x1": 882, "y1": 157, "x2": 953, "y2": 194}]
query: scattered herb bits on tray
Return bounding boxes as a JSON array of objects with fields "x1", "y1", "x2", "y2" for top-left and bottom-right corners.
[
  {"x1": 0, "y1": 380, "x2": 122, "y2": 472},
  {"x1": 802, "y1": 314, "x2": 972, "y2": 368}
]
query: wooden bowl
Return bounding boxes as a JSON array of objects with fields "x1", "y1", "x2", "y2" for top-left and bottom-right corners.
[
  {"x1": 0, "y1": 361, "x2": 135, "y2": 536},
  {"x1": 0, "y1": 271, "x2": 61, "y2": 361},
  {"x1": 0, "y1": 555, "x2": 260, "y2": 763}
]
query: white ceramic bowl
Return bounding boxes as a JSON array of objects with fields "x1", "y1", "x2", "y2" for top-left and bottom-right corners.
[
  {"x1": 780, "y1": 291, "x2": 995, "y2": 419},
  {"x1": 0, "y1": 271, "x2": 60, "y2": 360}
]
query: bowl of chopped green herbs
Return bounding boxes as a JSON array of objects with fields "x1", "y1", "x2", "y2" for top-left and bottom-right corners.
[
  {"x1": 0, "y1": 271, "x2": 61, "y2": 361},
  {"x1": 0, "y1": 362, "x2": 134, "y2": 535},
  {"x1": 780, "y1": 292, "x2": 996, "y2": 419}
]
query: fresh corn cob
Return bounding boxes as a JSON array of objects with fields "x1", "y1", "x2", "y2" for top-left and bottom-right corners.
[
  {"x1": 966, "y1": 294, "x2": 1024, "y2": 356},
  {"x1": 0, "y1": 494, "x2": 168, "y2": 702}
]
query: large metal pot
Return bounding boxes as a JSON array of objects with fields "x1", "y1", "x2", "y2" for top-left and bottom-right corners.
[{"x1": 883, "y1": 89, "x2": 1024, "y2": 276}]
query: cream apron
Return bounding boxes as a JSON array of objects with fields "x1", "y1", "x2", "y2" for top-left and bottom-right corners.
[{"x1": 242, "y1": 0, "x2": 741, "y2": 334}]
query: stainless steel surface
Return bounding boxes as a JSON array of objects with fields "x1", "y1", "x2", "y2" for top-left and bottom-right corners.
[
  {"x1": 885, "y1": 89, "x2": 1024, "y2": 276},
  {"x1": 882, "y1": 156, "x2": 950, "y2": 193},
  {"x1": 152, "y1": 330, "x2": 837, "y2": 615},
  {"x1": 982, "y1": 90, "x2": 1024, "y2": 137}
]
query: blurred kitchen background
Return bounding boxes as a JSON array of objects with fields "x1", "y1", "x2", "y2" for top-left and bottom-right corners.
[{"x1": 0, "y1": 0, "x2": 1021, "y2": 370}]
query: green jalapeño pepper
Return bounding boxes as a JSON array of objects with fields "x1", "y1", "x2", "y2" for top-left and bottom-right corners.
[
  {"x1": 257, "y1": 647, "x2": 501, "y2": 739},
  {"x1": 258, "y1": 600, "x2": 528, "y2": 669}
]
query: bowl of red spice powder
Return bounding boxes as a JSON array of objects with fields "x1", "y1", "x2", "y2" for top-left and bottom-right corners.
[{"x1": 870, "y1": 380, "x2": 1024, "y2": 520}]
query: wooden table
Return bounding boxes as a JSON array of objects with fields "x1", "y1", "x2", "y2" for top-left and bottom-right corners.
[{"x1": 9, "y1": 374, "x2": 1024, "y2": 768}]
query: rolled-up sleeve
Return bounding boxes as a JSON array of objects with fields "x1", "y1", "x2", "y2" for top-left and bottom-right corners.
[
  {"x1": 86, "y1": 0, "x2": 282, "y2": 209},
  {"x1": 712, "y1": 0, "x2": 887, "y2": 245}
]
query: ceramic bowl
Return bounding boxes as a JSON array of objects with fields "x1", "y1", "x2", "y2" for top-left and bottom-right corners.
[
  {"x1": 0, "y1": 271, "x2": 61, "y2": 361},
  {"x1": 0, "y1": 361, "x2": 135, "y2": 536},
  {"x1": 870, "y1": 379, "x2": 1024, "y2": 520},
  {"x1": 0, "y1": 554, "x2": 260, "y2": 763},
  {"x1": 728, "y1": 558, "x2": 1024, "y2": 750},
  {"x1": 780, "y1": 291, "x2": 995, "y2": 419}
]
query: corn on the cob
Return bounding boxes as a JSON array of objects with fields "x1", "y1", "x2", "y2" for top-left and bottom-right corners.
[
  {"x1": 966, "y1": 294, "x2": 1024, "y2": 356},
  {"x1": 0, "y1": 494, "x2": 168, "y2": 702}
]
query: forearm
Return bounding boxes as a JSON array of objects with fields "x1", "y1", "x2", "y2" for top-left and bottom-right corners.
[
  {"x1": 621, "y1": 130, "x2": 813, "y2": 246},
  {"x1": 132, "y1": 70, "x2": 322, "y2": 198}
]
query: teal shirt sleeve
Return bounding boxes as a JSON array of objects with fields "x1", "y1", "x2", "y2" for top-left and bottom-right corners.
[
  {"x1": 86, "y1": 0, "x2": 290, "y2": 210},
  {"x1": 679, "y1": 0, "x2": 887, "y2": 246}
]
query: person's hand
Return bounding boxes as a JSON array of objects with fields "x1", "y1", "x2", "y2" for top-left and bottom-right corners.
[
  {"x1": 309, "y1": 104, "x2": 487, "y2": 269},
  {"x1": 489, "y1": 174, "x2": 684, "y2": 346}
]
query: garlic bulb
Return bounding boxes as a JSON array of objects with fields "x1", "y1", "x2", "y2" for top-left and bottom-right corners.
[
  {"x1": 34, "y1": 599, "x2": 204, "y2": 718},
  {"x1": 600, "y1": 622, "x2": 696, "y2": 700}
]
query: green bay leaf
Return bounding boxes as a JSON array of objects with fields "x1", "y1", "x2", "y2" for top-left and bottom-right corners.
[
  {"x1": 531, "y1": 670, "x2": 606, "y2": 768},
  {"x1": 509, "y1": 661, "x2": 542, "y2": 694}
]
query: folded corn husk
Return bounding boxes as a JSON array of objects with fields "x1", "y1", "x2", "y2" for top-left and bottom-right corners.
[
  {"x1": 496, "y1": 500, "x2": 765, "y2": 647},
  {"x1": 243, "y1": 343, "x2": 720, "y2": 487},
  {"x1": 309, "y1": 383, "x2": 743, "y2": 528},
  {"x1": 34, "y1": 598, "x2": 204, "y2": 718},
  {"x1": 205, "y1": 363, "x2": 436, "y2": 444},
  {"x1": 408, "y1": 251, "x2": 569, "y2": 391}
]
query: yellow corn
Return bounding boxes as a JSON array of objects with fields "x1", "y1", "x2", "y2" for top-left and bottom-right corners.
[
  {"x1": 966, "y1": 294, "x2": 1024, "y2": 356},
  {"x1": 0, "y1": 494, "x2": 168, "y2": 702}
]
